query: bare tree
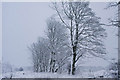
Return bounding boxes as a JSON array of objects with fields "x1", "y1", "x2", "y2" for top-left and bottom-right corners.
[
  {"x1": 52, "y1": 1, "x2": 106, "y2": 75},
  {"x1": 46, "y1": 17, "x2": 71, "y2": 73},
  {"x1": 29, "y1": 38, "x2": 50, "y2": 72},
  {"x1": 106, "y1": 2, "x2": 119, "y2": 28}
]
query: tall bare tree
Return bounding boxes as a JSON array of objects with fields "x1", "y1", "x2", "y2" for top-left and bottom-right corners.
[{"x1": 53, "y1": 2, "x2": 106, "y2": 75}]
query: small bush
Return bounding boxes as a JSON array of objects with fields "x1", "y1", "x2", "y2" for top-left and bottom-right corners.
[{"x1": 19, "y1": 67, "x2": 23, "y2": 71}]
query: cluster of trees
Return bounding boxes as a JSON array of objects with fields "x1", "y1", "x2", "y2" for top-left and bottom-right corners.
[
  {"x1": 2, "y1": 62, "x2": 24, "y2": 73},
  {"x1": 29, "y1": 1, "x2": 106, "y2": 75},
  {"x1": 29, "y1": 18, "x2": 71, "y2": 73}
]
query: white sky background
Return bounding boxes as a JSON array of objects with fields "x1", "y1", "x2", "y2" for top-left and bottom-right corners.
[{"x1": 2, "y1": 2, "x2": 118, "y2": 67}]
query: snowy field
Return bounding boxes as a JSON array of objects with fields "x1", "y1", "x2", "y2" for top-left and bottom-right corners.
[{"x1": 2, "y1": 70, "x2": 112, "y2": 78}]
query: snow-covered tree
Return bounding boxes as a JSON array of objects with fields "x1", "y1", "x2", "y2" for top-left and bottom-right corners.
[
  {"x1": 46, "y1": 17, "x2": 71, "y2": 73},
  {"x1": 106, "y1": 2, "x2": 119, "y2": 28},
  {"x1": 52, "y1": 1, "x2": 106, "y2": 75},
  {"x1": 29, "y1": 38, "x2": 50, "y2": 72}
]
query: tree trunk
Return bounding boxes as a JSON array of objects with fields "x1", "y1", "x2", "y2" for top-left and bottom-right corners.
[
  {"x1": 52, "y1": 52, "x2": 56, "y2": 73},
  {"x1": 72, "y1": 22, "x2": 79, "y2": 75},
  {"x1": 49, "y1": 58, "x2": 52, "y2": 72},
  {"x1": 49, "y1": 51, "x2": 56, "y2": 73},
  {"x1": 72, "y1": 46, "x2": 76, "y2": 75}
]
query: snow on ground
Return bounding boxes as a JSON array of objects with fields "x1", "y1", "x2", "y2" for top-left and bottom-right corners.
[
  {"x1": 2, "y1": 71, "x2": 76, "y2": 78},
  {"x1": 2, "y1": 70, "x2": 112, "y2": 78}
]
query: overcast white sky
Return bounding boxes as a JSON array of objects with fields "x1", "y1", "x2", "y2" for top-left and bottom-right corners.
[{"x1": 2, "y1": 2, "x2": 118, "y2": 67}]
